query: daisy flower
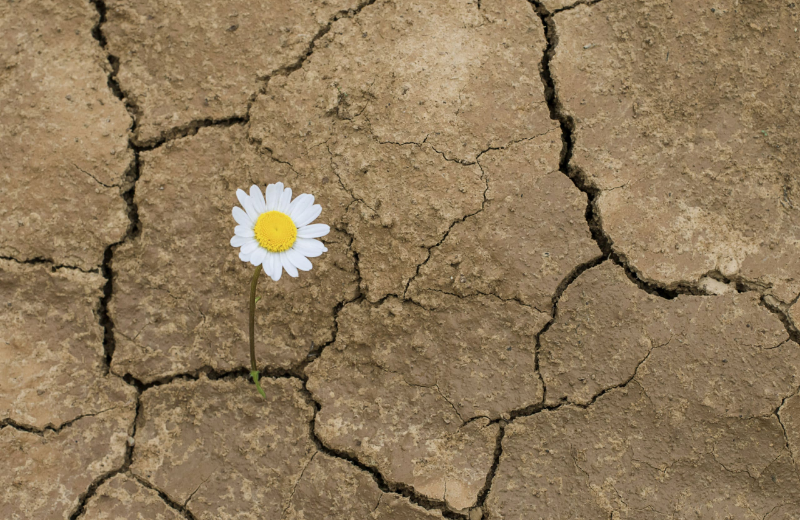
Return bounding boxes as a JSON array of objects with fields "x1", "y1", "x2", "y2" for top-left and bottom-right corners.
[
  {"x1": 230, "y1": 182, "x2": 330, "y2": 280},
  {"x1": 232, "y1": 182, "x2": 330, "y2": 399}
]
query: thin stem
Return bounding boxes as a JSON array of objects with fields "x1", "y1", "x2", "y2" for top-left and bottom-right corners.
[{"x1": 249, "y1": 265, "x2": 266, "y2": 398}]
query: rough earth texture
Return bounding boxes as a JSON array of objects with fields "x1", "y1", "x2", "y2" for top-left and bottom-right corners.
[
  {"x1": 0, "y1": 260, "x2": 137, "y2": 430},
  {"x1": 0, "y1": 407, "x2": 136, "y2": 519},
  {"x1": 81, "y1": 474, "x2": 184, "y2": 520},
  {"x1": 102, "y1": 0, "x2": 366, "y2": 147},
  {"x1": 486, "y1": 382, "x2": 800, "y2": 519},
  {"x1": 408, "y1": 134, "x2": 600, "y2": 312},
  {"x1": 307, "y1": 293, "x2": 549, "y2": 510},
  {"x1": 109, "y1": 126, "x2": 359, "y2": 383},
  {"x1": 789, "y1": 300, "x2": 800, "y2": 333},
  {"x1": 3, "y1": 0, "x2": 800, "y2": 518},
  {"x1": 0, "y1": 0, "x2": 132, "y2": 269},
  {"x1": 552, "y1": 0, "x2": 800, "y2": 302},
  {"x1": 782, "y1": 393, "x2": 800, "y2": 471},
  {"x1": 284, "y1": 453, "x2": 446, "y2": 520},
  {"x1": 539, "y1": 262, "x2": 683, "y2": 406},
  {"x1": 131, "y1": 377, "x2": 317, "y2": 519},
  {"x1": 131, "y1": 376, "x2": 439, "y2": 519},
  {"x1": 487, "y1": 263, "x2": 800, "y2": 518},
  {"x1": 249, "y1": 0, "x2": 558, "y2": 301}
]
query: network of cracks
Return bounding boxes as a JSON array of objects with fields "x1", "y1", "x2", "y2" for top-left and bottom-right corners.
[{"x1": 2, "y1": 0, "x2": 800, "y2": 518}]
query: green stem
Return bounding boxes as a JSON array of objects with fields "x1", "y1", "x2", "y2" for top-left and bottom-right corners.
[{"x1": 249, "y1": 265, "x2": 266, "y2": 399}]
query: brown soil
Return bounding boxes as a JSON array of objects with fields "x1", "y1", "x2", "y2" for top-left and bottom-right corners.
[{"x1": 2, "y1": 0, "x2": 799, "y2": 518}]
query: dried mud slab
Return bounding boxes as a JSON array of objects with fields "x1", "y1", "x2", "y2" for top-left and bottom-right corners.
[
  {"x1": 486, "y1": 384, "x2": 800, "y2": 519},
  {"x1": 552, "y1": 0, "x2": 800, "y2": 301},
  {"x1": 134, "y1": 378, "x2": 443, "y2": 519},
  {"x1": 307, "y1": 294, "x2": 549, "y2": 510},
  {"x1": 110, "y1": 125, "x2": 358, "y2": 383},
  {"x1": 540, "y1": 262, "x2": 682, "y2": 405},
  {"x1": 251, "y1": 0, "x2": 554, "y2": 162},
  {"x1": 408, "y1": 134, "x2": 599, "y2": 312},
  {"x1": 542, "y1": 263, "x2": 800, "y2": 415},
  {"x1": 285, "y1": 453, "x2": 445, "y2": 519},
  {"x1": 82, "y1": 474, "x2": 183, "y2": 520},
  {"x1": 488, "y1": 276, "x2": 800, "y2": 518},
  {"x1": 131, "y1": 377, "x2": 316, "y2": 519},
  {"x1": 250, "y1": 0, "x2": 557, "y2": 300},
  {"x1": 333, "y1": 134, "x2": 485, "y2": 301},
  {"x1": 0, "y1": 407, "x2": 136, "y2": 520},
  {"x1": 350, "y1": 0, "x2": 553, "y2": 162},
  {"x1": 0, "y1": 261, "x2": 137, "y2": 429},
  {"x1": 102, "y1": 0, "x2": 365, "y2": 146},
  {"x1": 0, "y1": 0, "x2": 132, "y2": 270}
]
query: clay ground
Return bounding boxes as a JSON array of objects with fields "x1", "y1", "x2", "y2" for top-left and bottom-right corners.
[{"x1": 2, "y1": 0, "x2": 800, "y2": 518}]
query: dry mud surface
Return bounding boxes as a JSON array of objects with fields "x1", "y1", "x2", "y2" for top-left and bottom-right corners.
[{"x1": 1, "y1": 0, "x2": 799, "y2": 518}]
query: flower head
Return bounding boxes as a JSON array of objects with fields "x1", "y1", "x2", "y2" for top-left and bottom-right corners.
[{"x1": 231, "y1": 183, "x2": 329, "y2": 281}]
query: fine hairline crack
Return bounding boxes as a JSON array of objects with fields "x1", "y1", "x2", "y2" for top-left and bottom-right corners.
[
  {"x1": 401, "y1": 158, "x2": 490, "y2": 299},
  {"x1": 776, "y1": 390, "x2": 800, "y2": 476},
  {"x1": 71, "y1": 0, "x2": 800, "y2": 518},
  {"x1": 0, "y1": 406, "x2": 122, "y2": 437},
  {"x1": 78, "y1": 0, "x2": 442, "y2": 517},
  {"x1": 529, "y1": 0, "x2": 781, "y2": 304},
  {"x1": 67, "y1": 398, "x2": 142, "y2": 520},
  {"x1": 471, "y1": 0, "x2": 644, "y2": 505},
  {"x1": 298, "y1": 382, "x2": 467, "y2": 519},
  {"x1": 73, "y1": 163, "x2": 119, "y2": 189},
  {"x1": 73, "y1": 1, "x2": 257, "y2": 518}
]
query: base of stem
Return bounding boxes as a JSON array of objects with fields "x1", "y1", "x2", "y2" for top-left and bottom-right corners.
[{"x1": 250, "y1": 370, "x2": 267, "y2": 399}]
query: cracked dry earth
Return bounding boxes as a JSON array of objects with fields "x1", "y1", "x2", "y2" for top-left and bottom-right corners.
[{"x1": 2, "y1": 0, "x2": 800, "y2": 519}]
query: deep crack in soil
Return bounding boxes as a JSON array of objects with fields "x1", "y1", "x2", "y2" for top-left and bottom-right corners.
[
  {"x1": 76, "y1": 0, "x2": 465, "y2": 517},
  {"x1": 300, "y1": 383, "x2": 468, "y2": 519},
  {"x1": 68, "y1": 401, "x2": 141, "y2": 520},
  {"x1": 23, "y1": 0, "x2": 796, "y2": 517}
]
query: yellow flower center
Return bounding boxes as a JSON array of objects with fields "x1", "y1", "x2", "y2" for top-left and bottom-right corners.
[{"x1": 254, "y1": 211, "x2": 297, "y2": 253}]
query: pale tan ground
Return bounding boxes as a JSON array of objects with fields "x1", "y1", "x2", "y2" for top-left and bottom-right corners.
[{"x1": 1, "y1": 0, "x2": 799, "y2": 518}]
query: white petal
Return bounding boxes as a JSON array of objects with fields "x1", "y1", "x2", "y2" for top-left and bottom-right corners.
[
  {"x1": 241, "y1": 240, "x2": 260, "y2": 254},
  {"x1": 278, "y1": 187, "x2": 292, "y2": 213},
  {"x1": 250, "y1": 185, "x2": 266, "y2": 213},
  {"x1": 297, "y1": 223, "x2": 330, "y2": 239},
  {"x1": 286, "y1": 249, "x2": 313, "y2": 271},
  {"x1": 231, "y1": 235, "x2": 250, "y2": 247},
  {"x1": 232, "y1": 207, "x2": 253, "y2": 227},
  {"x1": 245, "y1": 198, "x2": 259, "y2": 223},
  {"x1": 261, "y1": 252, "x2": 274, "y2": 279},
  {"x1": 263, "y1": 184, "x2": 277, "y2": 211},
  {"x1": 288, "y1": 193, "x2": 314, "y2": 220},
  {"x1": 269, "y1": 253, "x2": 281, "y2": 281},
  {"x1": 293, "y1": 238, "x2": 327, "y2": 258},
  {"x1": 235, "y1": 225, "x2": 255, "y2": 238},
  {"x1": 237, "y1": 190, "x2": 259, "y2": 222},
  {"x1": 266, "y1": 182, "x2": 284, "y2": 211},
  {"x1": 239, "y1": 250, "x2": 251, "y2": 262},
  {"x1": 280, "y1": 252, "x2": 299, "y2": 278},
  {"x1": 269, "y1": 254, "x2": 282, "y2": 281},
  {"x1": 293, "y1": 204, "x2": 322, "y2": 228},
  {"x1": 250, "y1": 248, "x2": 267, "y2": 266},
  {"x1": 236, "y1": 189, "x2": 249, "y2": 208}
]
